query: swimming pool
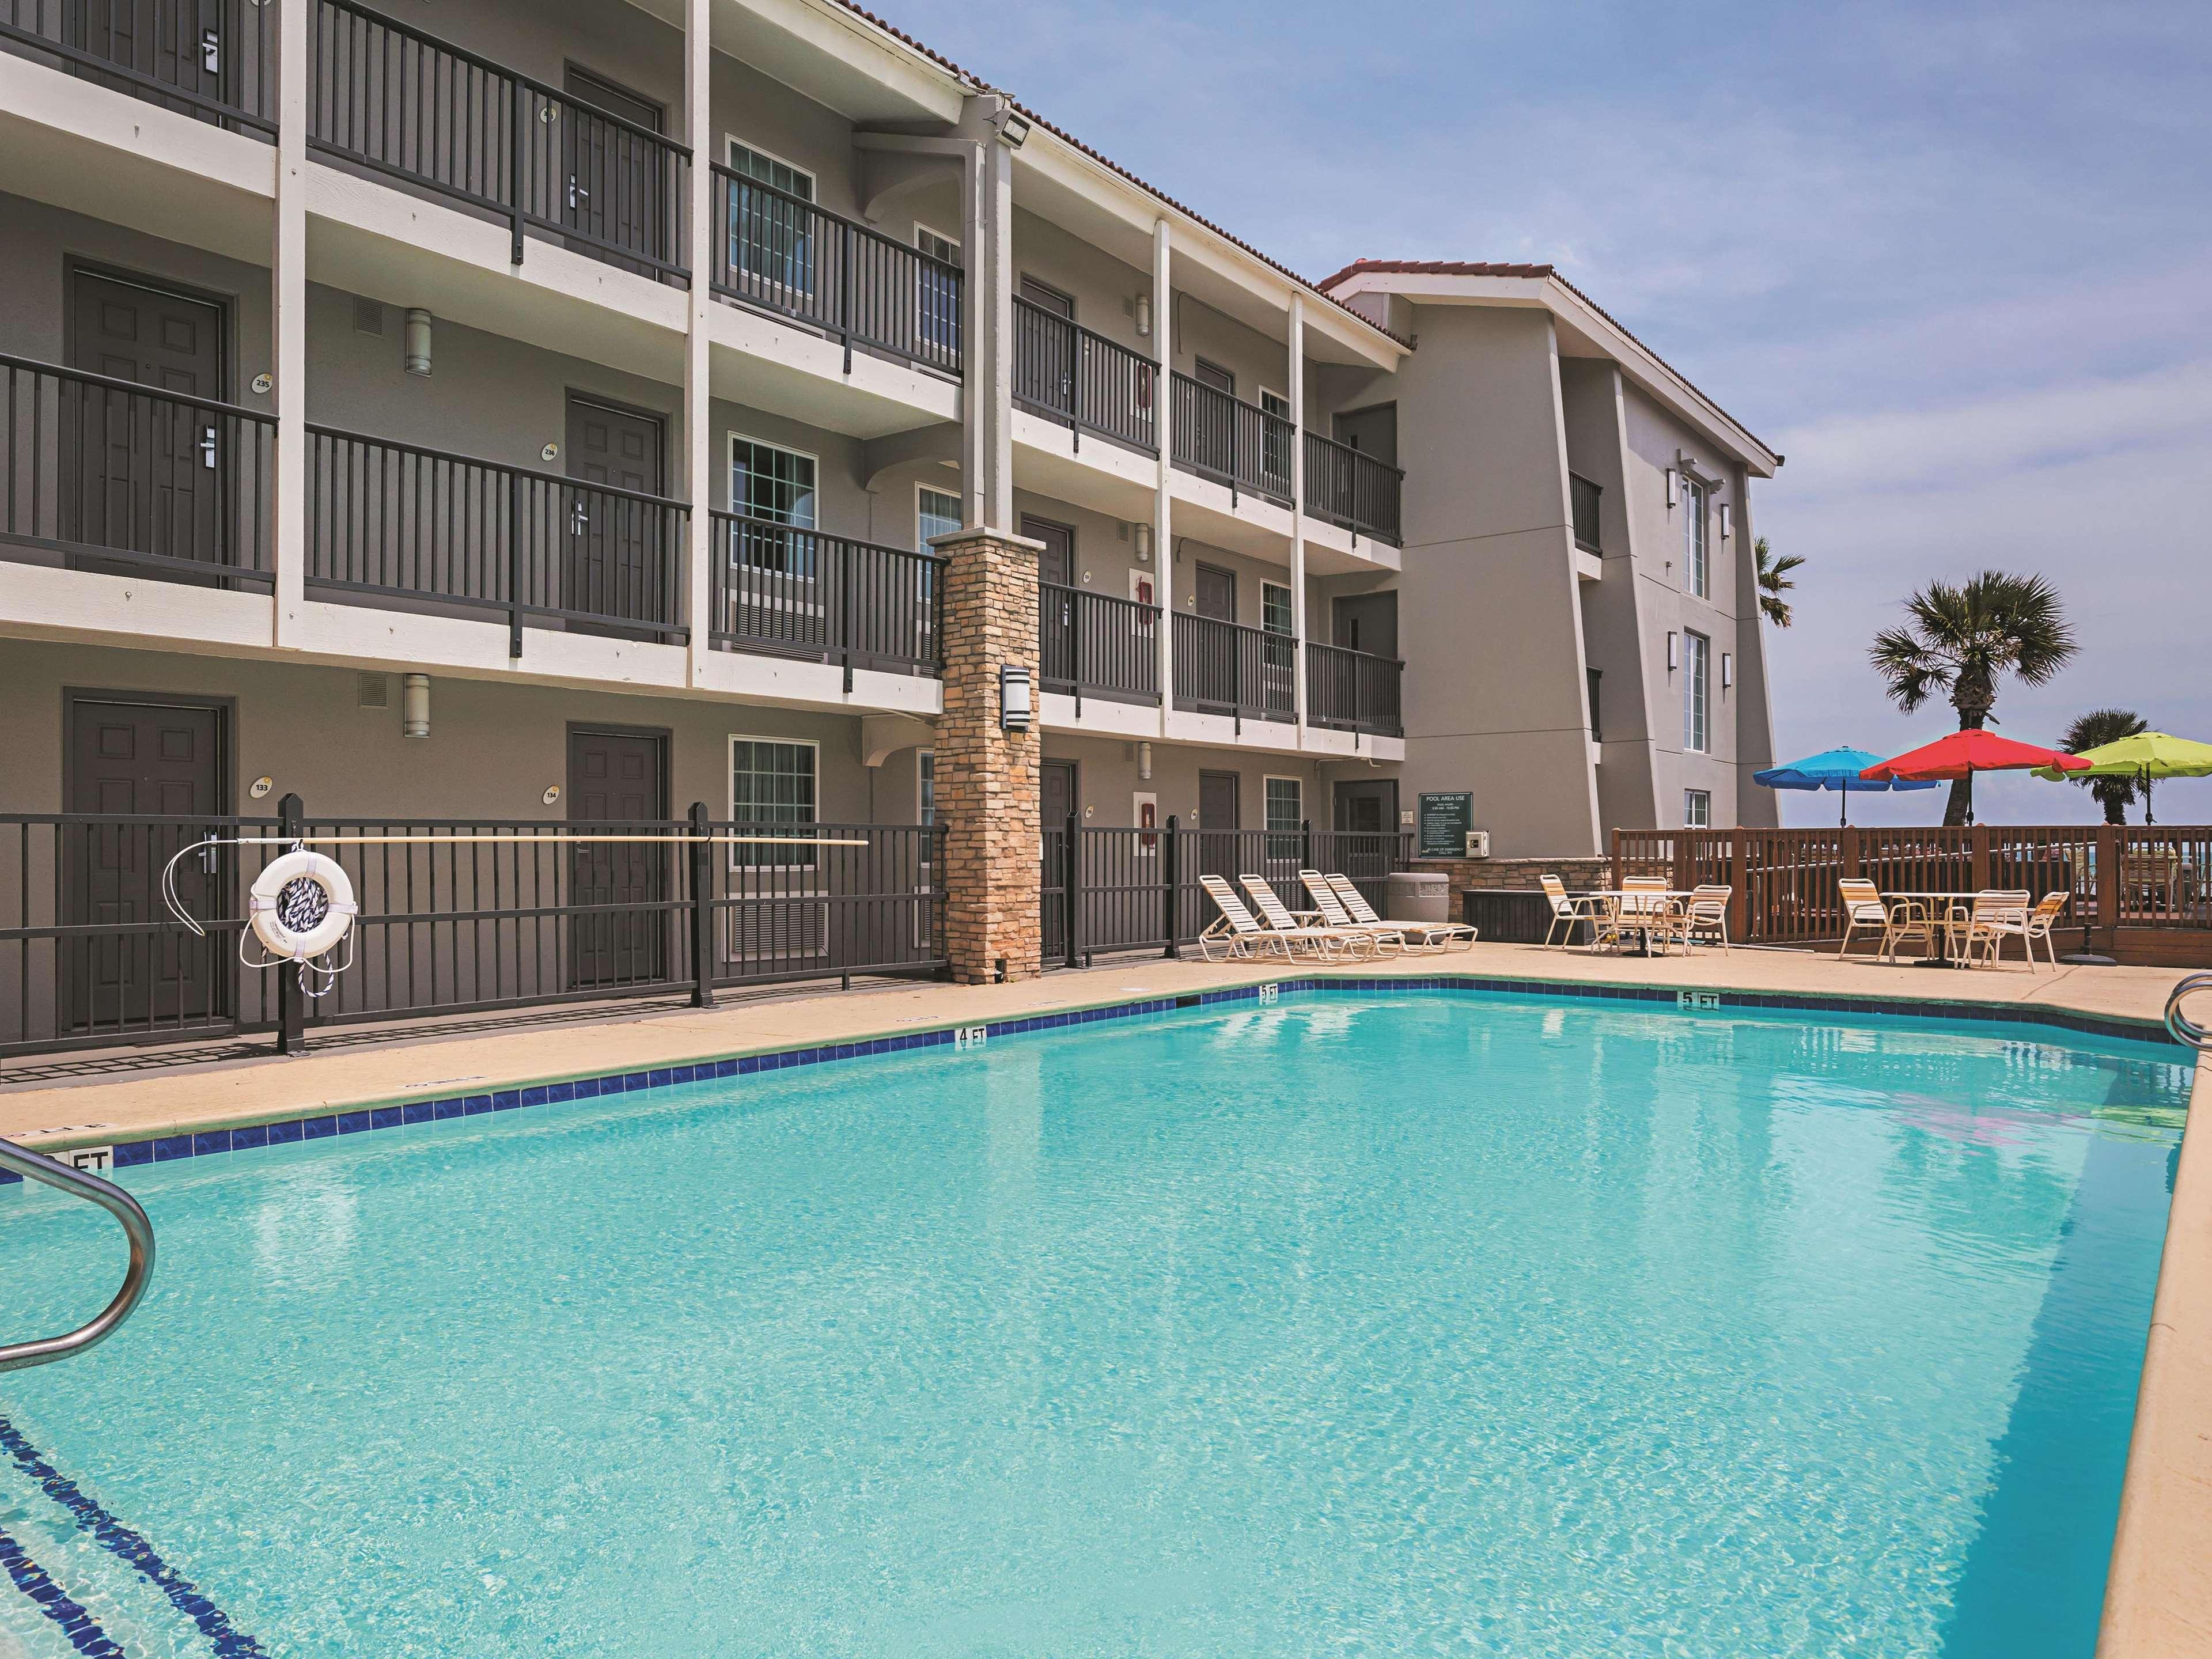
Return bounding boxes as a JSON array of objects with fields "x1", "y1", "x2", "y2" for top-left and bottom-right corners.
[{"x1": 0, "y1": 988, "x2": 2191, "y2": 1657}]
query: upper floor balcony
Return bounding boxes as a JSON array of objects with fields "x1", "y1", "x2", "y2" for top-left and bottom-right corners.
[{"x1": 0, "y1": 0, "x2": 278, "y2": 138}]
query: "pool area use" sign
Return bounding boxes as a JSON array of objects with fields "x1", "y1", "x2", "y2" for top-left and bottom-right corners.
[{"x1": 1416, "y1": 793, "x2": 1475, "y2": 860}]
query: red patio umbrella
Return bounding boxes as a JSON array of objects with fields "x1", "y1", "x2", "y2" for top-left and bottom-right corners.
[{"x1": 1861, "y1": 730, "x2": 2089, "y2": 825}]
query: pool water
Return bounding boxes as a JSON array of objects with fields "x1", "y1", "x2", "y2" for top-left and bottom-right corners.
[{"x1": 0, "y1": 993, "x2": 2191, "y2": 1658}]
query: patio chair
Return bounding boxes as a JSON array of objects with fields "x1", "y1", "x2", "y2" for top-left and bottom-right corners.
[
  {"x1": 1539, "y1": 874, "x2": 1606, "y2": 948},
  {"x1": 1606, "y1": 877, "x2": 1679, "y2": 955},
  {"x1": 1236, "y1": 874, "x2": 1379, "y2": 960},
  {"x1": 1197, "y1": 874, "x2": 1358, "y2": 961},
  {"x1": 1838, "y1": 878, "x2": 1929, "y2": 961},
  {"x1": 1983, "y1": 891, "x2": 2069, "y2": 971},
  {"x1": 1675, "y1": 885, "x2": 1734, "y2": 954},
  {"x1": 1948, "y1": 890, "x2": 2033, "y2": 968},
  {"x1": 1298, "y1": 872, "x2": 1409, "y2": 955},
  {"x1": 1317, "y1": 872, "x2": 1477, "y2": 953}
]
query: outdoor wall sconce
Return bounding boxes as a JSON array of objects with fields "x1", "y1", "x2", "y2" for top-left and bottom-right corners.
[
  {"x1": 1138, "y1": 741, "x2": 1153, "y2": 781},
  {"x1": 1666, "y1": 631, "x2": 1679, "y2": 671},
  {"x1": 401, "y1": 673, "x2": 431, "y2": 738},
  {"x1": 1664, "y1": 468, "x2": 1679, "y2": 509},
  {"x1": 999, "y1": 665, "x2": 1032, "y2": 732},
  {"x1": 1722, "y1": 653, "x2": 1734, "y2": 689},
  {"x1": 1132, "y1": 522, "x2": 1153, "y2": 562},
  {"x1": 1718, "y1": 502, "x2": 1733, "y2": 539},
  {"x1": 1134, "y1": 293, "x2": 1153, "y2": 338},
  {"x1": 403, "y1": 308, "x2": 433, "y2": 377}
]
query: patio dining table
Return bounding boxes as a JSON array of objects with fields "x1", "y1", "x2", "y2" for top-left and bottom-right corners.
[
  {"x1": 1882, "y1": 889, "x2": 1976, "y2": 967},
  {"x1": 1586, "y1": 889, "x2": 1692, "y2": 957}
]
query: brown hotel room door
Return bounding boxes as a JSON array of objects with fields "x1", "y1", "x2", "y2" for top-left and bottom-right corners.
[{"x1": 566, "y1": 727, "x2": 669, "y2": 991}]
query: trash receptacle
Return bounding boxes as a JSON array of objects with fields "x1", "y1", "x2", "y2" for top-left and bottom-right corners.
[{"x1": 1384, "y1": 870, "x2": 1450, "y2": 925}]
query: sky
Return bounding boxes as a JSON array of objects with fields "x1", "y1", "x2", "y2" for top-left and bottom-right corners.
[{"x1": 876, "y1": 0, "x2": 2212, "y2": 826}]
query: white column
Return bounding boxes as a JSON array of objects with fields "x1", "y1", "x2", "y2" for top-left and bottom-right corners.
[
  {"x1": 1152, "y1": 217, "x2": 1173, "y2": 736},
  {"x1": 270, "y1": 0, "x2": 309, "y2": 646},
  {"x1": 683, "y1": 0, "x2": 713, "y2": 685},
  {"x1": 1287, "y1": 293, "x2": 1307, "y2": 734},
  {"x1": 978, "y1": 124, "x2": 1016, "y2": 531}
]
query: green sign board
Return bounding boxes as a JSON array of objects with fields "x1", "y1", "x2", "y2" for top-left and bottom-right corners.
[{"x1": 1417, "y1": 792, "x2": 1475, "y2": 859}]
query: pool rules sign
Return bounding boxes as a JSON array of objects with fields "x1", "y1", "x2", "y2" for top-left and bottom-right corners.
[{"x1": 1417, "y1": 793, "x2": 1475, "y2": 860}]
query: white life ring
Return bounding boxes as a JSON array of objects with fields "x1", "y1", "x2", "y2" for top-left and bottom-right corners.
[{"x1": 249, "y1": 851, "x2": 358, "y2": 962}]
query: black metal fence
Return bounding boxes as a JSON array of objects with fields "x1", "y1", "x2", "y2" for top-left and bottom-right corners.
[
  {"x1": 709, "y1": 511, "x2": 943, "y2": 680},
  {"x1": 711, "y1": 165, "x2": 962, "y2": 376},
  {"x1": 1305, "y1": 429, "x2": 1403, "y2": 546},
  {"x1": 1038, "y1": 581, "x2": 1160, "y2": 708},
  {"x1": 0, "y1": 807, "x2": 946, "y2": 1059},
  {"x1": 1040, "y1": 819, "x2": 1410, "y2": 967},
  {"x1": 1171, "y1": 373, "x2": 1292, "y2": 504},
  {"x1": 1306, "y1": 641, "x2": 1403, "y2": 737},
  {"x1": 306, "y1": 424, "x2": 690, "y2": 653},
  {"x1": 1, "y1": 0, "x2": 278, "y2": 134},
  {"x1": 308, "y1": 0, "x2": 690, "y2": 282},
  {"x1": 1012, "y1": 297, "x2": 1157, "y2": 453},
  {"x1": 1172, "y1": 612, "x2": 1296, "y2": 728},
  {"x1": 1569, "y1": 471, "x2": 1602, "y2": 554},
  {"x1": 1, "y1": 354, "x2": 278, "y2": 587}
]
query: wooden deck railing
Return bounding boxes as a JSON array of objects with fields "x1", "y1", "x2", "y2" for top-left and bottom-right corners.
[{"x1": 1612, "y1": 824, "x2": 2212, "y2": 965}]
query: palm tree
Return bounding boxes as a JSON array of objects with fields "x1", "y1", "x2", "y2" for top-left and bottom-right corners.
[
  {"x1": 1869, "y1": 570, "x2": 2077, "y2": 825},
  {"x1": 1755, "y1": 537, "x2": 1803, "y2": 628},
  {"x1": 2058, "y1": 707, "x2": 2148, "y2": 824}
]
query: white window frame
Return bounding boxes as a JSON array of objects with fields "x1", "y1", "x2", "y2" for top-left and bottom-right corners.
[
  {"x1": 914, "y1": 222, "x2": 962, "y2": 365},
  {"x1": 726, "y1": 734, "x2": 820, "y2": 871},
  {"x1": 723, "y1": 136, "x2": 819, "y2": 301},
  {"x1": 915, "y1": 482, "x2": 963, "y2": 552},
  {"x1": 1682, "y1": 629, "x2": 1711, "y2": 753},
  {"x1": 1264, "y1": 773, "x2": 1304, "y2": 859},
  {"x1": 1684, "y1": 788, "x2": 1711, "y2": 829},
  {"x1": 1682, "y1": 476, "x2": 1709, "y2": 599},
  {"x1": 918, "y1": 749, "x2": 935, "y2": 826}
]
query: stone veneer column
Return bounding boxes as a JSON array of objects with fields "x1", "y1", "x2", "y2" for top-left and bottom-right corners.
[{"x1": 931, "y1": 525, "x2": 1046, "y2": 983}]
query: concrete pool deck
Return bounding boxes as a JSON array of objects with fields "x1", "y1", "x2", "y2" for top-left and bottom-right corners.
[{"x1": 1, "y1": 940, "x2": 2205, "y2": 1657}]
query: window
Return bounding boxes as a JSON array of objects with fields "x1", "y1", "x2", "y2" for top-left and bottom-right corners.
[
  {"x1": 916, "y1": 225, "x2": 960, "y2": 362},
  {"x1": 1262, "y1": 582, "x2": 1292, "y2": 637},
  {"x1": 729, "y1": 737, "x2": 817, "y2": 867},
  {"x1": 1684, "y1": 789, "x2": 1711, "y2": 828},
  {"x1": 1570, "y1": 473, "x2": 1602, "y2": 554},
  {"x1": 1682, "y1": 630, "x2": 1710, "y2": 752},
  {"x1": 1260, "y1": 388, "x2": 1290, "y2": 485},
  {"x1": 1262, "y1": 582, "x2": 1295, "y2": 715},
  {"x1": 916, "y1": 485, "x2": 962, "y2": 551},
  {"x1": 730, "y1": 435, "x2": 816, "y2": 573},
  {"x1": 726, "y1": 139, "x2": 815, "y2": 296},
  {"x1": 1682, "y1": 476, "x2": 1708, "y2": 597},
  {"x1": 918, "y1": 751, "x2": 935, "y2": 826},
  {"x1": 1266, "y1": 776, "x2": 1302, "y2": 859}
]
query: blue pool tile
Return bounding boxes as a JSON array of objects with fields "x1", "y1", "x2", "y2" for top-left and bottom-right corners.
[
  {"x1": 649, "y1": 1069, "x2": 673, "y2": 1088},
  {"x1": 306, "y1": 1116, "x2": 340, "y2": 1139},
  {"x1": 0, "y1": 1166, "x2": 22, "y2": 1184},
  {"x1": 191, "y1": 1130, "x2": 231, "y2": 1157},
  {"x1": 403, "y1": 1101, "x2": 436, "y2": 1126},
  {"x1": 152, "y1": 1135, "x2": 193, "y2": 1162},
  {"x1": 112, "y1": 1141, "x2": 154, "y2": 1168},
  {"x1": 520, "y1": 1087, "x2": 547, "y2": 1108},
  {"x1": 230, "y1": 1124, "x2": 270, "y2": 1152},
  {"x1": 369, "y1": 1107, "x2": 404, "y2": 1132},
  {"x1": 624, "y1": 1071, "x2": 651, "y2": 1092},
  {"x1": 265, "y1": 1119, "x2": 304, "y2": 1146}
]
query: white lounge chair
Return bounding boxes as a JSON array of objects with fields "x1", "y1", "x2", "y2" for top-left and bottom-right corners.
[
  {"x1": 1317, "y1": 872, "x2": 1475, "y2": 953},
  {"x1": 1196, "y1": 874, "x2": 1359, "y2": 961},
  {"x1": 1297, "y1": 871, "x2": 1408, "y2": 955},
  {"x1": 1238, "y1": 874, "x2": 1380, "y2": 959},
  {"x1": 1983, "y1": 891, "x2": 2068, "y2": 970}
]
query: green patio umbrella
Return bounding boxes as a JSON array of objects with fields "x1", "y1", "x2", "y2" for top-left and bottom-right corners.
[{"x1": 2033, "y1": 731, "x2": 2212, "y2": 824}]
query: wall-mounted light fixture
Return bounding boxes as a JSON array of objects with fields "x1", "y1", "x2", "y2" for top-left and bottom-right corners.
[
  {"x1": 1666, "y1": 631, "x2": 1679, "y2": 672},
  {"x1": 1718, "y1": 502, "x2": 1733, "y2": 539},
  {"x1": 1722, "y1": 653, "x2": 1734, "y2": 690},
  {"x1": 995, "y1": 109, "x2": 1031, "y2": 149},
  {"x1": 1132, "y1": 522, "x2": 1153, "y2": 562},
  {"x1": 1138, "y1": 741, "x2": 1153, "y2": 781},
  {"x1": 403, "y1": 308, "x2": 433, "y2": 377},
  {"x1": 1664, "y1": 468, "x2": 1679, "y2": 510},
  {"x1": 401, "y1": 672, "x2": 431, "y2": 738},
  {"x1": 999, "y1": 665, "x2": 1032, "y2": 732},
  {"x1": 1134, "y1": 293, "x2": 1153, "y2": 338}
]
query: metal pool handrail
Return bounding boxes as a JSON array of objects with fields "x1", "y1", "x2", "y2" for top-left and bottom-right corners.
[
  {"x1": 2166, "y1": 972, "x2": 2212, "y2": 1050},
  {"x1": 0, "y1": 1138, "x2": 157, "y2": 1374}
]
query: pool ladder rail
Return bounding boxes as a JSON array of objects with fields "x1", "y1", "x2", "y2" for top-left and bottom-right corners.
[
  {"x1": 2167, "y1": 972, "x2": 2212, "y2": 1051},
  {"x1": 0, "y1": 1137, "x2": 156, "y2": 1374}
]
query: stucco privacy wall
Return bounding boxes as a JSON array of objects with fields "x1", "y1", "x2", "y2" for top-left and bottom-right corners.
[
  {"x1": 1391, "y1": 304, "x2": 1602, "y2": 857},
  {"x1": 0, "y1": 641, "x2": 887, "y2": 824}
]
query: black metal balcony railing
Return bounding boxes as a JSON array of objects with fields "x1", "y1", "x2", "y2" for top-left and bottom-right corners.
[
  {"x1": 308, "y1": 0, "x2": 690, "y2": 283},
  {"x1": 711, "y1": 166, "x2": 962, "y2": 377},
  {"x1": 1172, "y1": 612, "x2": 1296, "y2": 730},
  {"x1": 1, "y1": 0, "x2": 277, "y2": 134},
  {"x1": 1304, "y1": 430, "x2": 1404, "y2": 546},
  {"x1": 306, "y1": 426, "x2": 688, "y2": 653},
  {"x1": 1170, "y1": 374, "x2": 1292, "y2": 505},
  {"x1": 709, "y1": 512, "x2": 944, "y2": 681},
  {"x1": 1588, "y1": 666, "x2": 1603, "y2": 743},
  {"x1": 1037, "y1": 581, "x2": 1160, "y2": 709},
  {"x1": 1012, "y1": 298, "x2": 1157, "y2": 454},
  {"x1": 1570, "y1": 471, "x2": 1602, "y2": 554},
  {"x1": 1306, "y1": 641, "x2": 1403, "y2": 737},
  {"x1": 0, "y1": 354, "x2": 276, "y2": 586}
]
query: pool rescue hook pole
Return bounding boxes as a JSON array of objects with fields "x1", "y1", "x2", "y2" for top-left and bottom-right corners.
[{"x1": 277, "y1": 791, "x2": 306, "y2": 1056}]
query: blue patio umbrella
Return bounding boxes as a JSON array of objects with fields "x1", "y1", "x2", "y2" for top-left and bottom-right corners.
[{"x1": 1753, "y1": 747, "x2": 1942, "y2": 825}]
